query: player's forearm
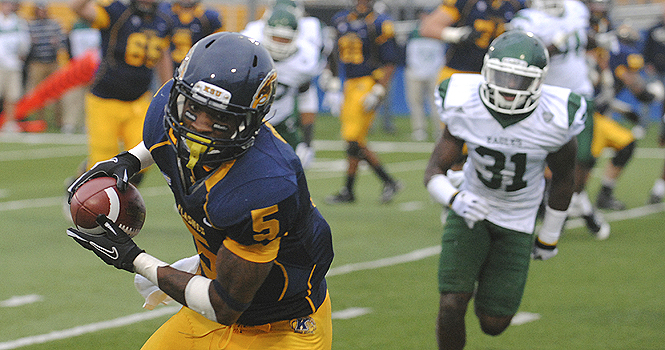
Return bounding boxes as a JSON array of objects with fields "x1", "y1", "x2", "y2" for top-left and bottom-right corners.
[
  {"x1": 374, "y1": 64, "x2": 395, "y2": 87},
  {"x1": 156, "y1": 49, "x2": 174, "y2": 85},
  {"x1": 71, "y1": 0, "x2": 96, "y2": 22},
  {"x1": 151, "y1": 262, "x2": 244, "y2": 325},
  {"x1": 139, "y1": 246, "x2": 272, "y2": 326},
  {"x1": 419, "y1": 8, "x2": 452, "y2": 40}
]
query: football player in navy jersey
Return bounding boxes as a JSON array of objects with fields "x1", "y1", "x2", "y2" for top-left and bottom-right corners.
[
  {"x1": 420, "y1": 0, "x2": 526, "y2": 83},
  {"x1": 71, "y1": 0, "x2": 174, "y2": 180},
  {"x1": 326, "y1": 0, "x2": 403, "y2": 204},
  {"x1": 161, "y1": 0, "x2": 223, "y2": 69},
  {"x1": 66, "y1": 32, "x2": 334, "y2": 349}
]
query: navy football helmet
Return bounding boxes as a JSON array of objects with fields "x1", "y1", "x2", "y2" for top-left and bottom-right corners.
[{"x1": 165, "y1": 32, "x2": 277, "y2": 168}]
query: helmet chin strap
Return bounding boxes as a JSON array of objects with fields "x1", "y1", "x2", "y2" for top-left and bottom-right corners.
[{"x1": 185, "y1": 133, "x2": 210, "y2": 169}]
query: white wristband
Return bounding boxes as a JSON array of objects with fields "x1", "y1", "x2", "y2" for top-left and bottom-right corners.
[
  {"x1": 440, "y1": 26, "x2": 470, "y2": 43},
  {"x1": 538, "y1": 206, "x2": 568, "y2": 245},
  {"x1": 427, "y1": 174, "x2": 460, "y2": 207},
  {"x1": 133, "y1": 253, "x2": 168, "y2": 286},
  {"x1": 185, "y1": 276, "x2": 217, "y2": 322},
  {"x1": 128, "y1": 142, "x2": 155, "y2": 169}
]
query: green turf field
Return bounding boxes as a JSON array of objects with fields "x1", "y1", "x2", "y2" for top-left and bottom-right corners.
[{"x1": 0, "y1": 115, "x2": 663, "y2": 350}]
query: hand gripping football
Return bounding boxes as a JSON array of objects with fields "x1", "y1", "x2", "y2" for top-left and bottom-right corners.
[{"x1": 70, "y1": 177, "x2": 146, "y2": 237}]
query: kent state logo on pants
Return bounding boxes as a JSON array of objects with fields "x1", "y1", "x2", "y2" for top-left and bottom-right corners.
[{"x1": 291, "y1": 317, "x2": 316, "y2": 334}]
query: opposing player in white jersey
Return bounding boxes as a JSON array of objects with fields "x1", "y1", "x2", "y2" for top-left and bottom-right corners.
[
  {"x1": 242, "y1": 1, "x2": 327, "y2": 168},
  {"x1": 241, "y1": 5, "x2": 320, "y2": 167},
  {"x1": 509, "y1": 0, "x2": 612, "y2": 239},
  {"x1": 510, "y1": 0, "x2": 593, "y2": 96},
  {"x1": 424, "y1": 31, "x2": 584, "y2": 349}
]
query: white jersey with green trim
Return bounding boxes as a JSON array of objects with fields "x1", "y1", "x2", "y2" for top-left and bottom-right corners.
[
  {"x1": 436, "y1": 73, "x2": 586, "y2": 233},
  {"x1": 241, "y1": 24, "x2": 320, "y2": 126},
  {"x1": 509, "y1": 0, "x2": 593, "y2": 98}
]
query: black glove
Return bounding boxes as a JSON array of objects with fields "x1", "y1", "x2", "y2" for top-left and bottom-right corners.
[
  {"x1": 67, "y1": 215, "x2": 144, "y2": 272},
  {"x1": 67, "y1": 151, "x2": 141, "y2": 203}
]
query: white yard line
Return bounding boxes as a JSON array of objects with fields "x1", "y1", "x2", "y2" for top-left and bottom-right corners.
[
  {"x1": 0, "y1": 204, "x2": 662, "y2": 349},
  {"x1": 0, "y1": 295, "x2": 43, "y2": 308},
  {"x1": 0, "y1": 137, "x2": 663, "y2": 348}
]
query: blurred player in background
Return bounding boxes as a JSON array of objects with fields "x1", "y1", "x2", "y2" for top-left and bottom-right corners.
[
  {"x1": 70, "y1": 0, "x2": 173, "y2": 183},
  {"x1": 0, "y1": 0, "x2": 30, "y2": 133},
  {"x1": 424, "y1": 31, "x2": 584, "y2": 350},
  {"x1": 244, "y1": 0, "x2": 333, "y2": 169},
  {"x1": 161, "y1": 0, "x2": 222, "y2": 69},
  {"x1": 509, "y1": 0, "x2": 617, "y2": 239},
  {"x1": 242, "y1": 4, "x2": 321, "y2": 168},
  {"x1": 244, "y1": 5, "x2": 320, "y2": 167},
  {"x1": 326, "y1": 0, "x2": 402, "y2": 204},
  {"x1": 643, "y1": 2, "x2": 665, "y2": 204},
  {"x1": 66, "y1": 32, "x2": 333, "y2": 349},
  {"x1": 419, "y1": 0, "x2": 525, "y2": 83},
  {"x1": 405, "y1": 8, "x2": 446, "y2": 141}
]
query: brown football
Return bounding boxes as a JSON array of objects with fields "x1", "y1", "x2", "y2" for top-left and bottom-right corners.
[{"x1": 69, "y1": 177, "x2": 146, "y2": 237}]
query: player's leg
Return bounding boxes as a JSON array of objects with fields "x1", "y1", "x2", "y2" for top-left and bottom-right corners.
[
  {"x1": 649, "y1": 116, "x2": 665, "y2": 204},
  {"x1": 437, "y1": 213, "x2": 490, "y2": 349},
  {"x1": 359, "y1": 144, "x2": 402, "y2": 203},
  {"x1": 141, "y1": 307, "x2": 233, "y2": 350},
  {"x1": 120, "y1": 94, "x2": 152, "y2": 186},
  {"x1": 572, "y1": 110, "x2": 610, "y2": 239},
  {"x1": 405, "y1": 70, "x2": 427, "y2": 141},
  {"x1": 649, "y1": 160, "x2": 665, "y2": 204},
  {"x1": 593, "y1": 114, "x2": 635, "y2": 210},
  {"x1": 473, "y1": 223, "x2": 533, "y2": 336},
  {"x1": 246, "y1": 291, "x2": 332, "y2": 350},
  {"x1": 85, "y1": 93, "x2": 126, "y2": 167},
  {"x1": 327, "y1": 77, "x2": 371, "y2": 204}
]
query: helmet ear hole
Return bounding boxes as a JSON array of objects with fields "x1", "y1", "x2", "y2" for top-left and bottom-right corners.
[{"x1": 253, "y1": 55, "x2": 258, "y2": 67}]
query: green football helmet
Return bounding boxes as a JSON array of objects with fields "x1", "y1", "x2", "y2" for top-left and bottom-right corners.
[
  {"x1": 480, "y1": 30, "x2": 550, "y2": 115},
  {"x1": 263, "y1": 5, "x2": 299, "y2": 61}
]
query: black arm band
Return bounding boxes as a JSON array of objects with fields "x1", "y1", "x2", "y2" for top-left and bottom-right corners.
[
  {"x1": 535, "y1": 238, "x2": 557, "y2": 250},
  {"x1": 211, "y1": 279, "x2": 251, "y2": 313},
  {"x1": 448, "y1": 191, "x2": 460, "y2": 207}
]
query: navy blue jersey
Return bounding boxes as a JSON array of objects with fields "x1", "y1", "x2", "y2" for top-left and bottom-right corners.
[
  {"x1": 440, "y1": 0, "x2": 525, "y2": 72},
  {"x1": 159, "y1": 2, "x2": 222, "y2": 67},
  {"x1": 332, "y1": 9, "x2": 399, "y2": 79},
  {"x1": 90, "y1": 1, "x2": 173, "y2": 101},
  {"x1": 143, "y1": 81, "x2": 334, "y2": 326},
  {"x1": 609, "y1": 41, "x2": 645, "y2": 93}
]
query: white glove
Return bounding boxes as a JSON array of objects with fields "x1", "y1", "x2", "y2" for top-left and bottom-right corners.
[
  {"x1": 440, "y1": 26, "x2": 473, "y2": 44},
  {"x1": 318, "y1": 68, "x2": 341, "y2": 93},
  {"x1": 295, "y1": 142, "x2": 315, "y2": 169},
  {"x1": 551, "y1": 31, "x2": 571, "y2": 53},
  {"x1": 362, "y1": 84, "x2": 386, "y2": 112},
  {"x1": 646, "y1": 81, "x2": 665, "y2": 102},
  {"x1": 450, "y1": 190, "x2": 490, "y2": 229},
  {"x1": 445, "y1": 169, "x2": 465, "y2": 188},
  {"x1": 134, "y1": 254, "x2": 200, "y2": 310},
  {"x1": 322, "y1": 90, "x2": 343, "y2": 117}
]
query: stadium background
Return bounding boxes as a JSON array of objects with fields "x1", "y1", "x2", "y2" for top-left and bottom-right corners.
[{"x1": 12, "y1": 0, "x2": 665, "y2": 123}]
